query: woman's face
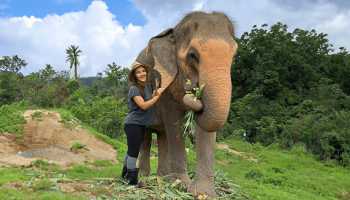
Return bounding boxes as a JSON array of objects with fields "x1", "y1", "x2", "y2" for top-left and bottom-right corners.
[{"x1": 134, "y1": 66, "x2": 147, "y2": 83}]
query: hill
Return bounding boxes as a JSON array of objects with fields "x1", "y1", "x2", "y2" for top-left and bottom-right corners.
[
  {"x1": 0, "y1": 107, "x2": 350, "y2": 199},
  {"x1": 79, "y1": 77, "x2": 99, "y2": 87},
  {"x1": 0, "y1": 109, "x2": 116, "y2": 167}
]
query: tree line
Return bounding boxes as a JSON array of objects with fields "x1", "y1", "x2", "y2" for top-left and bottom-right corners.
[
  {"x1": 1, "y1": 22, "x2": 350, "y2": 166},
  {"x1": 224, "y1": 22, "x2": 350, "y2": 166}
]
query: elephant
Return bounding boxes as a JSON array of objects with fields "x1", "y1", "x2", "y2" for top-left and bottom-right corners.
[{"x1": 135, "y1": 11, "x2": 238, "y2": 197}]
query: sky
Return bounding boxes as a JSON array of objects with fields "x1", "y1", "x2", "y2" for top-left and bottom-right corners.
[{"x1": 0, "y1": 0, "x2": 350, "y2": 76}]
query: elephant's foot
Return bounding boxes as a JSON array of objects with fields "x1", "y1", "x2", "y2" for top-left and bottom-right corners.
[
  {"x1": 164, "y1": 173, "x2": 192, "y2": 187},
  {"x1": 188, "y1": 178, "x2": 216, "y2": 199},
  {"x1": 139, "y1": 166, "x2": 150, "y2": 176},
  {"x1": 157, "y1": 167, "x2": 170, "y2": 176}
]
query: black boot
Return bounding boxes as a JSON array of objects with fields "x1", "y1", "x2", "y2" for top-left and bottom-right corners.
[
  {"x1": 121, "y1": 165, "x2": 127, "y2": 179},
  {"x1": 126, "y1": 168, "x2": 138, "y2": 185}
]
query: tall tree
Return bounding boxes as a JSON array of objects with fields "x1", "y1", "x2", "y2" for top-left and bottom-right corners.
[
  {"x1": 39, "y1": 64, "x2": 56, "y2": 81},
  {"x1": 105, "y1": 62, "x2": 123, "y2": 87},
  {"x1": 0, "y1": 55, "x2": 27, "y2": 73},
  {"x1": 65, "y1": 45, "x2": 82, "y2": 80},
  {"x1": 0, "y1": 55, "x2": 26, "y2": 105},
  {"x1": 104, "y1": 62, "x2": 129, "y2": 97}
]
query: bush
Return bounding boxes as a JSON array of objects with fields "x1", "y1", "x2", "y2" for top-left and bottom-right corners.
[
  {"x1": 281, "y1": 111, "x2": 350, "y2": 166},
  {"x1": 0, "y1": 101, "x2": 27, "y2": 136},
  {"x1": 21, "y1": 72, "x2": 71, "y2": 108},
  {"x1": 0, "y1": 72, "x2": 22, "y2": 105},
  {"x1": 65, "y1": 89, "x2": 127, "y2": 138}
]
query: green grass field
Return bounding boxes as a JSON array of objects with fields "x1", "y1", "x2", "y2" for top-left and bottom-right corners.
[
  {"x1": 1, "y1": 135, "x2": 349, "y2": 199},
  {"x1": 215, "y1": 138, "x2": 350, "y2": 200},
  {"x1": 1, "y1": 107, "x2": 350, "y2": 199}
]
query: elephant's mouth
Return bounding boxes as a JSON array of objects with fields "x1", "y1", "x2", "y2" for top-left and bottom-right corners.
[
  {"x1": 182, "y1": 93, "x2": 203, "y2": 112},
  {"x1": 196, "y1": 105, "x2": 226, "y2": 132},
  {"x1": 182, "y1": 92, "x2": 227, "y2": 132}
]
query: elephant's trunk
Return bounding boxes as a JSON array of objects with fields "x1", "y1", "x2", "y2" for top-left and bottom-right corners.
[
  {"x1": 183, "y1": 94, "x2": 203, "y2": 112},
  {"x1": 196, "y1": 69, "x2": 231, "y2": 132},
  {"x1": 194, "y1": 39, "x2": 234, "y2": 132}
]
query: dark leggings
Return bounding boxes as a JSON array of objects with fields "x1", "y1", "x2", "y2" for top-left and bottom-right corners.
[{"x1": 124, "y1": 124, "x2": 146, "y2": 158}]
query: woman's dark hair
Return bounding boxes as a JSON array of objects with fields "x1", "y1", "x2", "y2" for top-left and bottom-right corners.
[{"x1": 128, "y1": 65, "x2": 149, "y2": 97}]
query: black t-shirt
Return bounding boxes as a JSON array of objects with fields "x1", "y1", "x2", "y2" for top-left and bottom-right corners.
[{"x1": 124, "y1": 83, "x2": 155, "y2": 126}]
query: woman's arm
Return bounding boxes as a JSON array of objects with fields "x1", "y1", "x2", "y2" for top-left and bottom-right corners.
[{"x1": 133, "y1": 88, "x2": 165, "y2": 110}]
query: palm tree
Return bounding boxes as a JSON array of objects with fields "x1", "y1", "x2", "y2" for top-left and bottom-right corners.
[{"x1": 65, "y1": 45, "x2": 82, "y2": 80}]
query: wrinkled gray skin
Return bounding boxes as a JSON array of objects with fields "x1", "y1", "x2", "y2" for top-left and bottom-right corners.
[{"x1": 136, "y1": 11, "x2": 238, "y2": 197}]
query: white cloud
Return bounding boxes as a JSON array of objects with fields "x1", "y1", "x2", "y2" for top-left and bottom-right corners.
[
  {"x1": 1, "y1": 0, "x2": 350, "y2": 76},
  {"x1": 134, "y1": 0, "x2": 350, "y2": 49},
  {"x1": 0, "y1": 0, "x2": 146, "y2": 76}
]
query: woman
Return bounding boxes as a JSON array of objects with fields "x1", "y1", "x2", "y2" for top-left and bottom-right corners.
[{"x1": 121, "y1": 61, "x2": 164, "y2": 185}]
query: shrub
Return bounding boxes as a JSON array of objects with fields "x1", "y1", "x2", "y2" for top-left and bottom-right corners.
[
  {"x1": 65, "y1": 89, "x2": 127, "y2": 138},
  {"x1": 281, "y1": 111, "x2": 350, "y2": 166},
  {"x1": 0, "y1": 101, "x2": 27, "y2": 136}
]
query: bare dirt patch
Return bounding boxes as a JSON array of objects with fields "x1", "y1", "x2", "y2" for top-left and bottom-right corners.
[
  {"x1": 217, "y1": 143, "x2": 258, "y2": 163},
  {"x1": 0, "y1": 110, "x2": 117, "y2": 167}
]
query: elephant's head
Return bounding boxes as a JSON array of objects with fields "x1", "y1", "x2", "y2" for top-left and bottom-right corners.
[{"x1": 136, "y1": 11, "x2": 238, "y2": 132}]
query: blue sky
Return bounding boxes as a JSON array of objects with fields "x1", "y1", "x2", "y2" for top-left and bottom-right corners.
[
  {"x1": 0, "y1": 0, "x2": 146, "y2": 26},
  {"x1": 1, "y1": 0, "x2": 350, "y2": 76}
]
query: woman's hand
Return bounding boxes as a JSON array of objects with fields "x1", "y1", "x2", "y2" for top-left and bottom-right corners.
[
  {"x1": 155, "y1": 88, "x2": 165, "y2": 96},
  {"x1": 153, "y1": 88, "x2": 165, "y2": 97}
]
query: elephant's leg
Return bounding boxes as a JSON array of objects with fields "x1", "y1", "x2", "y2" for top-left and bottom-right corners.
[
  {"x1": 138, "y1": 131, "x2": 152, "y2": 176},
  {"x1": 156, "y1": 131, "x2": 170, "y2": 176},
  {"x1": 164, "y1": 121, "x2": 191, "y2": 186},
  {"x1": 189, "y1": 124, "x2": 217, "y2": 198}
]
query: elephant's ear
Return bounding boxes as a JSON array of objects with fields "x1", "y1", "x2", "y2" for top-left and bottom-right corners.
[{"x1": 136, "y1": 28, "x2": 177, "y2": 90}]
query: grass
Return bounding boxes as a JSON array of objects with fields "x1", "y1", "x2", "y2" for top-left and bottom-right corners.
[
  {"x1": 0, "y1": 163, "x2": 246, "y2": 200},
  {"x1": 70, "y1": 142, "x2": 87, "y2": 152},
  {"x1": 0, "y1": 188, "x2": 85, "y2": 200},
  {"x1": 55, "y1": 108, "x2": 80, "y2": 129},
  {"x1": 0, "y1": 101, "x2": 27, "y2": 136},
  {"x1": 214, "y1": 136, "x2": 350, "y2": 200},
  {"x1": 31, "y1": 110, "x2": 43, "y2": 121},
  {"x1": 2, "y1": 107, "x2": 350, "y2": 199},
  {"x1": 0, "y1": 168, "x2": 30, "y2": 186}
]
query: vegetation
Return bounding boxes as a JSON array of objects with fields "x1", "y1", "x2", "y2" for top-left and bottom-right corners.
[
  {"x1": 70, "y1": 142, "x2": 87, "y2": 152},
  {"x1": 0, "y1": 101, "x2": 27, "y2": 136},
  {"x1": 66, "y1": 45, "x2": 82, "y2": 80},
  {"x1": 220, "y1": 22, "x2": 350, "y2": 166},
  {"x1": 31, "y1": 111, "x2": 43, "y2": 121},
  {"x1": 1, "y1": 22, "x2": 350, "y2": 199},
  {"x1": 0, "y1": 55, "x2": 27, "y2": 73},
  {"x1": 215, "y1": 137, "x2": 350, "y2": 200},
  {"x1": 0, "y1": 131, "x2": 349, "y2": 199},
  {"x1": 183, "y1": 81, "x2": 205, "y2": 144}
]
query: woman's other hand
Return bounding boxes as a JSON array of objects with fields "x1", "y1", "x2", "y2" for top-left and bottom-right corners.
[{"x1": 154, "y1": 88, "x2": 165, "y2": 97}]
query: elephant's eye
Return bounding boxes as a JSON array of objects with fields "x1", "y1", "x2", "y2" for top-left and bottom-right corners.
[{"x1": 187, "y1": 48, "x2": 200, "y2": 66}]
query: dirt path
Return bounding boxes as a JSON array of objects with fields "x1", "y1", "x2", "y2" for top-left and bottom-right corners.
[
  {"x1": 0, "y1": 110, "x2": 117, "y2": 167},
  {"x1": 217, "y1": 143, "x2": 258, "y2": 163}
]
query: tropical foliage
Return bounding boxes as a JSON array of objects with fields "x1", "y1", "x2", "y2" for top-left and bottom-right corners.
[
  {"x1": 66, "y1": 45, "x2": 82, "y2": 80},
  {"x1": 220, "y1": 22, "x2": 350, "y2": 166}
]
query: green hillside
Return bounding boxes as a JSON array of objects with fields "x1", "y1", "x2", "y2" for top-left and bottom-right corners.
[{"x1": 0, "y1": 106, "x2": 349, "y2": 199}]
